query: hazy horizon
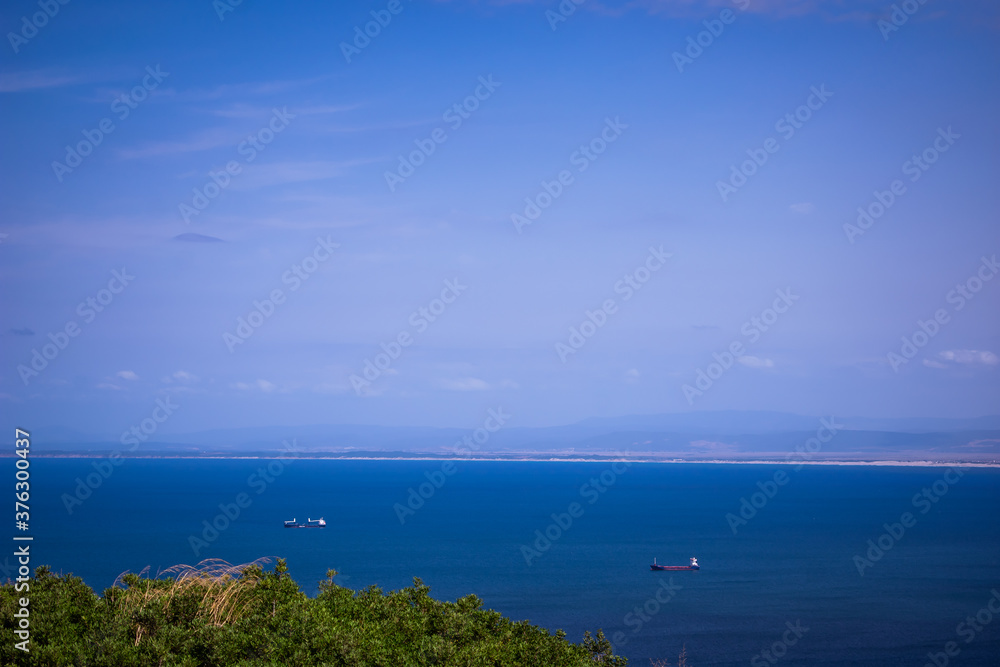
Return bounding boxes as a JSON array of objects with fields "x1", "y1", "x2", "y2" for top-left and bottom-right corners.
[{"x1": 24, "y1": 408, "x2": 1000, "y2": 442}]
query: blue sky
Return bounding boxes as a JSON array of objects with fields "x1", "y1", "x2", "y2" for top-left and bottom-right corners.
[{"x1": 1, "y1": 0, "x2": 998, "y2": 437}]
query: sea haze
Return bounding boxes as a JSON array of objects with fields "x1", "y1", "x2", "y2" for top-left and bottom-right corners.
[
  {"x1": 26, "y1": 410, "x2": 1000, "y2": 462},
  {"x1": 31, "y1": 458, "x2": 1000, "y2": 666}
]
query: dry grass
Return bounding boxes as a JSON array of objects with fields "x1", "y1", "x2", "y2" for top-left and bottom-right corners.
[{"x1": 113, "y1": 557, "x2": 270, "y2": 631}]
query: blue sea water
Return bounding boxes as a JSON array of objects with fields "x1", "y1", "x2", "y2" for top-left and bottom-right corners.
[{"x1": 24, "y1": 458, "x2": 1000, "y2": 665}]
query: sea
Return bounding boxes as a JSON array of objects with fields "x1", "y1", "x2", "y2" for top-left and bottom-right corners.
[{"x1": 24, "y1": 458, "x2": 1000, "y2": 666}]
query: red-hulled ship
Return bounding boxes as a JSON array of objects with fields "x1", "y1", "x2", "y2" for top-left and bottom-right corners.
[{"x1": 650, "y1": 557, "x2": 699, "y2": 571}]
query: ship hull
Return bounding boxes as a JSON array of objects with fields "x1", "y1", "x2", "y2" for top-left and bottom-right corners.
[
  {"x1": 283, "y1": 521, "x2": 326, "y2": 528},
  {"x1": 650, "y1": 565, "x2": 699, "y2": 571}
]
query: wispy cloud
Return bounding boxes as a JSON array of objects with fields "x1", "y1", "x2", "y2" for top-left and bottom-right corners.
[
  {"x1": 118, "y1": 128, "x2": 241, "y2": 159},
  {"x1": 163, "y1": 370, "x2": 199, "y2": 383},
  {"x1": 738, "y1": 355, "x2": 775, "y2": 369},
  {"x1": 448, "y1": 0, "x2": 859, "y2": 19},
  {"x1": 211, "y1": 103, "x2": 359, "y2": 119},
  {"x1": 628, "y1": 0, "x2": 869, "y2": 19},
  {"x1": 437, "y1": 377, "x2": 490, "y2": 391},
  {"x1": 932, "y1": 350, "x2": 998, "y2": 367},
  {"x1": 173, "y1": 233, "x2": 225, "y2": 243},
  {"x1": 0, "y1": 70, "x2": 88, "y2": 93},
  {"x1": 163, "y1": 76, "x2": 333, "y2": 104},
  {"x1": 116, "y1": 370, "x2": 139, "y2": 381},
  {"x1": 230, "y1": 160, "x2": 371, "y2": 189},
  {"x1": 448, "y1": 0, "x2": 994, "y2": 24},
  {"x1": 232, "y1": 379, "x2": 278, "y2": 392}
]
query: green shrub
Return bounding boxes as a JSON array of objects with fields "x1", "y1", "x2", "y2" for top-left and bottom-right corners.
[{"x1": 1, "y1": 560, "x2": 627, "y2": 666}]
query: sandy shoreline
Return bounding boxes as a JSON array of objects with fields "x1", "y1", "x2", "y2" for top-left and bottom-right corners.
[{"x1": 19, "y1": 454, "x2": 1000, "y2": 467}]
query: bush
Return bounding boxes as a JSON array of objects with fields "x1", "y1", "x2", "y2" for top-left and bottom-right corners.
[{"x1": 1, "y1": 559, "x2": 627, "y2": 666}]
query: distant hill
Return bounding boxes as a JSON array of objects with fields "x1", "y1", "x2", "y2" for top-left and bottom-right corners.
[{"x1": 23, "y1": 411, "x2": 1000, "y2": 462}]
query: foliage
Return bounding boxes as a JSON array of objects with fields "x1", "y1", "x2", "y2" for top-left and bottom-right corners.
[
  {"x1": 1, "y1": 560, "x2": 628, "y2": 666},
  {"x1": 649, "y1": 643, "x2": 689, "y2": 667}
]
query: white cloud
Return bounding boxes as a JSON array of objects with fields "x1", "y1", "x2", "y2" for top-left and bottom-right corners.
[
  {"x1": 789, "y1": 202, "x2": 815, "y2": 214},
  {"x1": 437, "y1": 377, "x2": 490, "y2": 391},
  {"x1": 738, "y1": 355, "x2": 775, "y2": 369},
  {"x1": 936, "y1": 350, "x2": 998, "y2": 366},
  {"x1": 116, "y1": 370, "x2": 139, "y2": 381},
  {"x1": 232, "y1": 379, "x2": 277, "y2": 392}
]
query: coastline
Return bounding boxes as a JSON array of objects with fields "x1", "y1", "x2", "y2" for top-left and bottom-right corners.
[{"x1": 16, "y1": 453, "x2": 1000, "y2": 467}]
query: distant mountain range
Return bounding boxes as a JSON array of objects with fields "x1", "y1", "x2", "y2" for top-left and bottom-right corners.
[{"x1": 26, "y1": 411, "x2": 1000, "y2": 462}]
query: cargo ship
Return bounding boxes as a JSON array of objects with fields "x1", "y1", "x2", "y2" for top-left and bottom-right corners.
[
  {"x1": 650, "y1": 557, "x2": 699, "y2": 571},
  {"x1": 283, "y1": 517, "x2": 326, "y2": 528}
]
